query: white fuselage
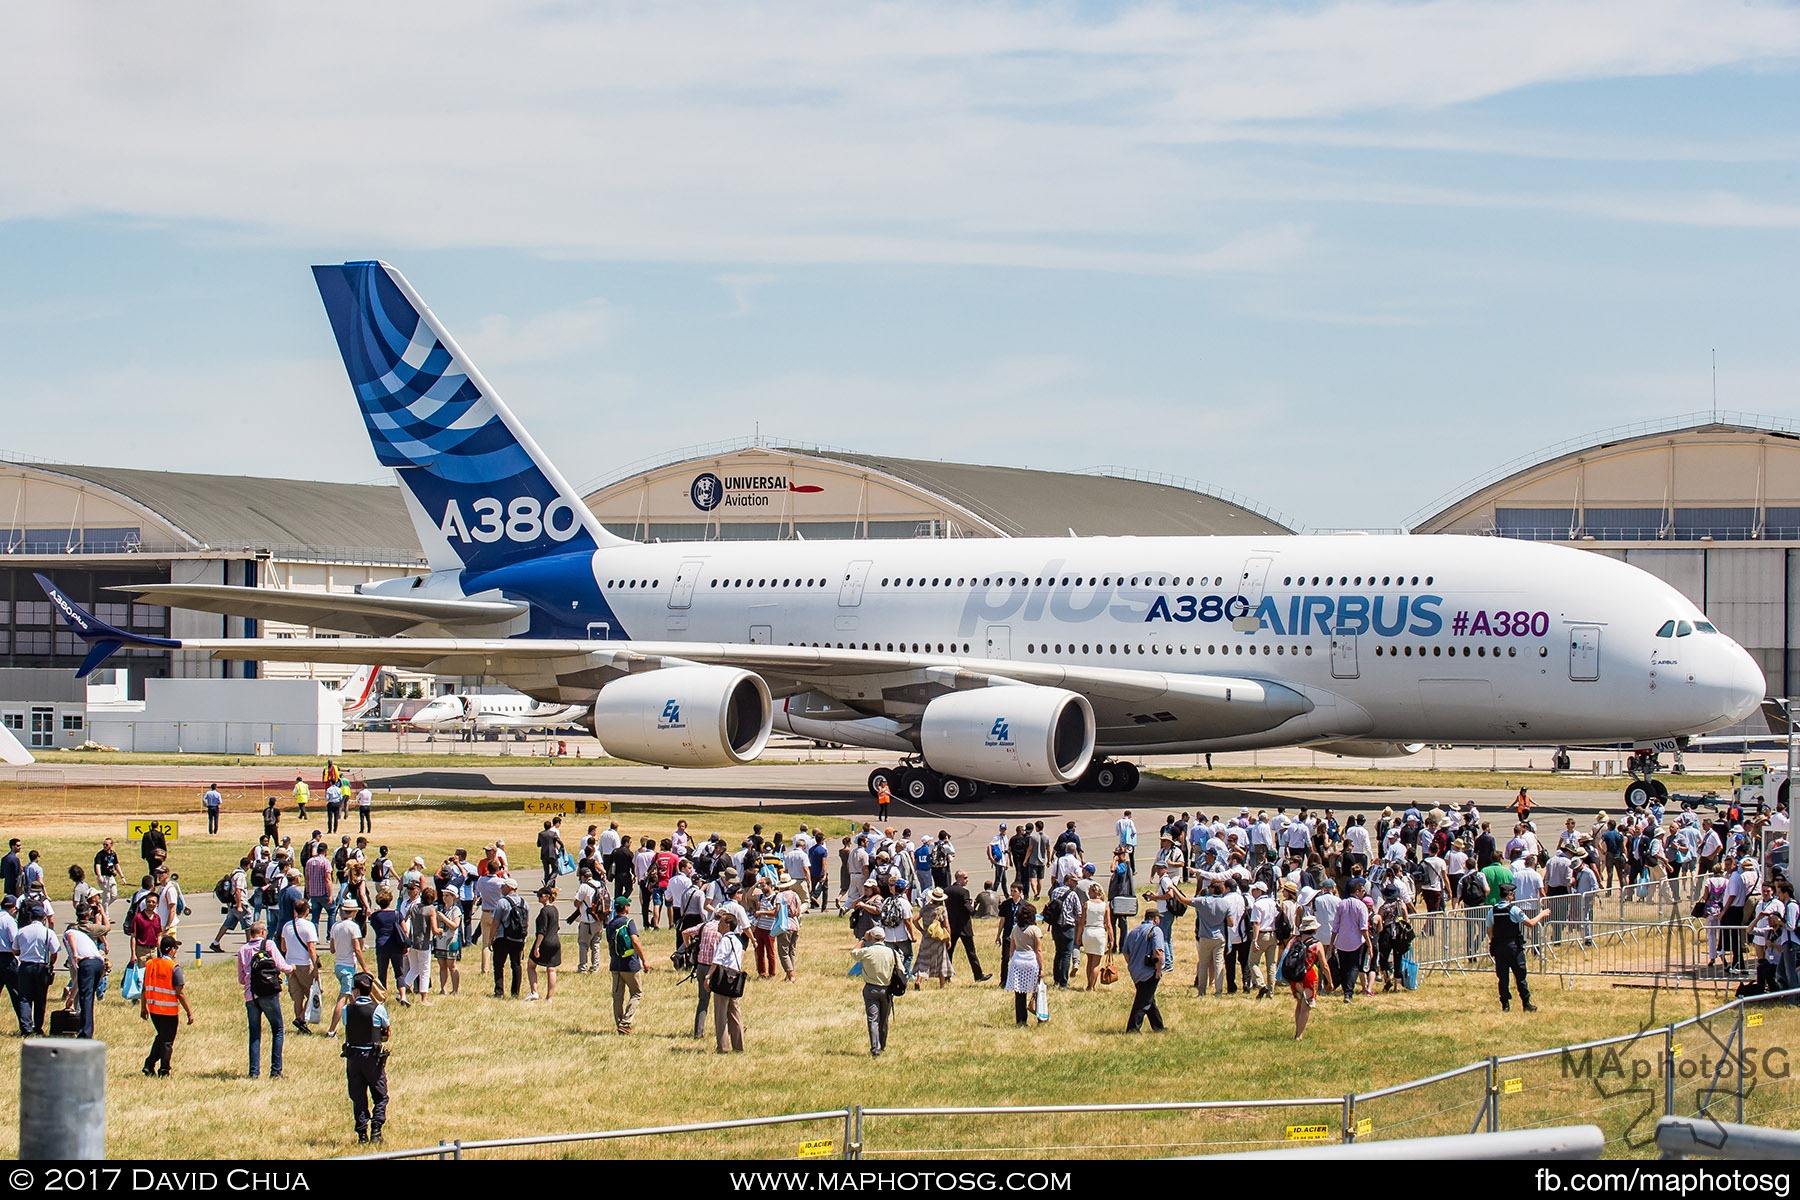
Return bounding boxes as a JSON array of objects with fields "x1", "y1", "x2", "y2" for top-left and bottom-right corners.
[
  {"x1": 451, "y1": 532, "x2": 1762, "y2": 752},
  {"x1": 409, "y1": 692, "x2": 587, "y2": 731}
]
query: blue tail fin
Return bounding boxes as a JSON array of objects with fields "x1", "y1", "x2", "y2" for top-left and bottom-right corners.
[
  {"x1": 35, "y1": 574, "x2": 180, "y2": 678},
  {"x1": 312, "y1": 261, "x2": 626, "y2": 575}
]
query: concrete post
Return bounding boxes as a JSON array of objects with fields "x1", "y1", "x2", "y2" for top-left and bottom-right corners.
[{"x1": 20, "y1": 1040, "x2": 106, "y2": 1159}]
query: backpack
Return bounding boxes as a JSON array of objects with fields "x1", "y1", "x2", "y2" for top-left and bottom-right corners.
[
  {"x1": 214, "y1": 873, "x2": 236, "y2": 906},
  {"x1": 1273, "y1": 901, "x2": 1294, "y2": 943},
  {"x1": 930, "y1": 842, "x2": 950, "y2": 870},
  {"x1": 1009, "y1": 833, "x2": 1031, "y2": 861},
  {"x1": 880, "y1": 895, "x2": 905, "y2": 929},
  {"x1": 248, "y1": 941, "x2": 283, "y2": 998},
  {"x1": 1278, "y1": 936, "x2": 1315, "y2": 984},
  {"x1": 886, "y1": 948, "x2": 909, "y2": 998},
  {"x1": 609, "y1": 916, "x2": 636, "y2": 961},
  {"x1": 1049, "y1": 886, "x2": 1078, "y2": 931},
  {"x1": 372, "y1": 857, "x2": 392, "y2": 884},
  {"x1": 989, "y1": 841, "x2": 1004, "y2": 865},
  {"x1": 502, "y1": 897, "x2": 530, "y2": 942},
  {"x1": 1389, "y1": 908, "x2": 1415, "y2": 954},
  {"x1": 1459, "y1": 872, "x2": 1489, "y2": 906}
]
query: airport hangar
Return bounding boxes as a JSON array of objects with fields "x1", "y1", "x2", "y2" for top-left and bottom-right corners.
[{"x1": 0, "y1": 411, "x2": 1795, "y2": 749}]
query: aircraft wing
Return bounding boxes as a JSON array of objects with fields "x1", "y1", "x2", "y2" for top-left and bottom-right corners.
[
  {"x1": 112, "y1": 584, "x2": 527, "y2": 638},
  {"x1": 153, "y1": 635, "x2": 1315, "y2": 742},
  {"x1": 40, "y1": 574, "x2": 1314, "y2": 745}
]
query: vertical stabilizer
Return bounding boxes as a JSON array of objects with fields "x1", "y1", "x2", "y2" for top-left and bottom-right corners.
[{"x1": 313, "y1": 261, "x2": 627, "y2": 574}]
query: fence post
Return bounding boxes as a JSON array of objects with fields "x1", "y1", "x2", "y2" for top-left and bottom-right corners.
[
  {"x1": 847, "y1": 1105, "x2": 863, "y2": 1160},
  {"x1": 1664, "y1": 1025, "x2": 1677, "y2": 1118},
  {"x1": 20, "y1": 1040, "x2": 106, "y2": 1159},
  {"x1": 1342, "y1": 1095, "x2": 1355, "y2": 1144},
  {"x1": 453, "y1": 1139, "x2": 463, "y2": 1161},
  {"x1": 1487, "y1": 1055, "x2": 1500, "y2": 1133},
  {"x1": 1736, "y1": 1002, "x2": 1747, "y2": 1125}
]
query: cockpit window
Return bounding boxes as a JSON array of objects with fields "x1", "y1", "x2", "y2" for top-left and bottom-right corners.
[
  {"x1": 1656, "y1": 620, "x2": 1676, "y2": 638},
  {"x1": 1676, "y1": 620, "x2": 1693, "y2": 637},
  {"x1": 1696, "y1": 622, "x2": 1718, "y2": 634}
]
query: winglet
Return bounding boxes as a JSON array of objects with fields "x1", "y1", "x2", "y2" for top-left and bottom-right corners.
[{"x1": 34, "y1": 573, "x2": 181, "y2": 678}]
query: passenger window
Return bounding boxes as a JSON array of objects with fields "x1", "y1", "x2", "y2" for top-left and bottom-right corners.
[{"x1": 1656, "y1": 621, "x2": 1675, "y2": 638}]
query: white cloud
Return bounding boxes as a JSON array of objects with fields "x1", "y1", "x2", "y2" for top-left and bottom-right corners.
[
  {"x1": 460, "y1": 300, "x2": 612, "y2": 365},
  {"x1": 0, "y1": 1, "x2": 1793, "y2": 268}
]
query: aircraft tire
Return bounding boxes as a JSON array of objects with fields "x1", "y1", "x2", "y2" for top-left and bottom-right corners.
[
  {"x1": 1650, "y1": 778, "x2": 1669, "y2": 802},
  {"x1": 868, "y1": 767, "x2": 896, "y2": 797},
  {"x1": 1117, "y1": 762, "x2": 1140, "y2": 792},
  {"x1": 898, "y1": 768, "x2": 933, "y2": 804},
  {"x1": 1624, "y1": 780, "x2": 1651, "y2": 810}
]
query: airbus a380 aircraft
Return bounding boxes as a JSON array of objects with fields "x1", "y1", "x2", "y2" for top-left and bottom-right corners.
[{"x1": 38, "y1": 262, "x2": 1766, "y2": 807}]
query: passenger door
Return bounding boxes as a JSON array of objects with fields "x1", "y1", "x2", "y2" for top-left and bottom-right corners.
[
  {"x1": 668, "y1": 560, "x2": 705, "y2": 610},
  {"x1": 1330, "y1": 630, "x2": 1359, "y2": 679},
  {"x1": 838, "y1": 560, "x2": 873, "y2": 608},
  {"x1": 1569, "y1": 625, "x2": 1600, "y2": 682}
]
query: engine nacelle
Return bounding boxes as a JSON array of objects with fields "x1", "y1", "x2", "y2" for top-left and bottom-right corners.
[
  {"x1": 1312, "y1": 739, "x2": 1426, "y2": 760},
  {"x1": 920, "y1": 687, "x2": 1095, "y2": 786},
  {"x1": 589, "y1": 667, "x2": 772, "y2": 767}
]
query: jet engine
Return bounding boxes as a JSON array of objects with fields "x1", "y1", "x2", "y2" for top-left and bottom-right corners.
[
  {"x1": 919, "y1": 687, "x2": 1095, "y2": 786},
  {"x1": 589, "y1": 667, "x2": 772, "y2": 767}
]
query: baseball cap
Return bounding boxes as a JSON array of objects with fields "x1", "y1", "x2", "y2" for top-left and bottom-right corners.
[
  {"x1": 613, "y1": 895, "x2": 631, "y2": 910},
  {"x1": 159, "y1": 934, "x2": 181, "y2": 953}
]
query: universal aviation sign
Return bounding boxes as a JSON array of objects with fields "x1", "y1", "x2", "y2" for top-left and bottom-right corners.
[{"x1": 690, "y1": 471, "x2": 823, "y2": 512}]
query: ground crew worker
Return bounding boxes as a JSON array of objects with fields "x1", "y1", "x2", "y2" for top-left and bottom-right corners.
[
  {"x1": 875, "y1": 775, "x2": 891, "y2": 822},
  {"x1": 343, "y1": 970, "x2": 392, "y2": 1143},
  {"x1": 1489, "y1": 879, "x2": 1547, "y2": 1012},
  {"x1": 1513, "y1": 787, "x2": 1533, "y2": 820},
  {"x1": 140, "y1": 934, "x2": 193, "y2": 1076},
  {"x1": 293, "y1": 775, "x2": 310, "y2": 821}
]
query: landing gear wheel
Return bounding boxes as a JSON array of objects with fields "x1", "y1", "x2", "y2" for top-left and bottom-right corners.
[
  {"x1": 936, "y1": 775, "x2": 969, "y2": 803},
  {"x1": 868, "y1": 767, "x2": 897, "y2": 798},
  {"x1": 1624, "y1": 780, "x2": 1651, "y2": 810},
  {"x1": 1650, "y1": 779, "x2": 1669, "y2": 802},
  {"x1": 898, "y1": 768, "x2": 932, "y2": 804},
  {"x1": 1117, "y1": 762, "x2": 1141, "y2": 792},
  {"x1": 1092, "y1": 763, "x2": 1119, "y2": 792}
]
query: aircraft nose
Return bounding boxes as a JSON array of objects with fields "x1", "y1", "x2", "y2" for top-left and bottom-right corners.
[{"x1": 1727, "y1": 646, "x2": 1766, "y2": 725}]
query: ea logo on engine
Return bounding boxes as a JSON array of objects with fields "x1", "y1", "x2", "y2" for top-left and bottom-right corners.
[
  {"x1": 658, "y1": 700, "x2": 685, "y2": 730},
  {"x1": 690, "y1": 473, "x2": 723, "y2": 512},
  {"x1": 986, "y1": 718, "x2": 1012, "y2": 748}
]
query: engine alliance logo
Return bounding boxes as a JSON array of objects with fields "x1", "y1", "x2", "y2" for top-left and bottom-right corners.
[
  {"x1": 689, "y1": 472, "x2": 824, "y2": 512},
  {"x1": 658, "y1": 701, "x2": 686, "y2": 730},
  {"x1": 986, "y1": 718, "x2": 1013, "y2": 748}
]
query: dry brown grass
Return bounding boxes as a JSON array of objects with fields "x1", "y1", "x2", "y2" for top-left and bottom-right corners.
[{"x1": 3, "y1": 791, "x2": 1795, "y2": 1160}]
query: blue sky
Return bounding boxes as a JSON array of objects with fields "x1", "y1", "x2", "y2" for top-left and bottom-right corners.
[{"x1": 2, "y1": 0, "x2": 1798, "y2": 530}]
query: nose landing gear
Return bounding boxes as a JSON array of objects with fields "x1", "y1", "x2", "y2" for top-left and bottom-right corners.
[{"x1": 1623, "y1": 751, "x2": 1671, "y2": 811}]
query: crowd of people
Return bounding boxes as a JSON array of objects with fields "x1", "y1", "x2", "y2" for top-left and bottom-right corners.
[{"x1": 0, "y1": 775, "x2": 1792, "y2": 1140}]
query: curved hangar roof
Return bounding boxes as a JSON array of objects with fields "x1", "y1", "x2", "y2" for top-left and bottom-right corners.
[
  {"x1": 1409, "y1": 416, "x2": 1800, "y2": 541},
  {"x1": 0, "y1": 460, "x2": 422, "y2": 561},
  {"x1": 583, "y1": 445, "x2": 1293, "y2": 540}
]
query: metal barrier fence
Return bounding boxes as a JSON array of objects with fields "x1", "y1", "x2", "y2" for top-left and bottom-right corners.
[{"x1": 358, "y1": 990, "x2": 1800, "y2": 1160}]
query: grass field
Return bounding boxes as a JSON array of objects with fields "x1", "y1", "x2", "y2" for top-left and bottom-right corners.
[{"x1": 3, "y1": 789, "x2": 1792, "y2": 1160}]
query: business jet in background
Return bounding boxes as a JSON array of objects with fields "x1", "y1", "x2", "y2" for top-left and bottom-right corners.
[
  {"x1": 37, "y1": 262, "x2": 1766, "y2": 808},
  {"x1": 335, "y1": 664, "x2": 383, "y2": 722},
  {"x1": 406, "y1": 691, "x2": 588, "y2": 733}
]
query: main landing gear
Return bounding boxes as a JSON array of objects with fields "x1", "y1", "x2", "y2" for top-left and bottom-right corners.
[
  {"x1": 1064, "y1": 758, "x2": 1140, "y2": 794},
  {"x1": 868, "y1": 761, "x2": 993, "y2": 805},
  {"x1": 865, "y1": 756, "x2": 1144, "y2": 804},
  {"x1": 1622, "y1": 751, "x2": 1670, "y2": 811}
]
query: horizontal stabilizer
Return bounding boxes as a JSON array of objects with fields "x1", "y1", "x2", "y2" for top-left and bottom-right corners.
[
  {"x1": 113, "y1": 584, "x2": 528, "y2": 637},
  {"x1": 36, "y1": 573, "x2": 181, "y2": 678}
]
